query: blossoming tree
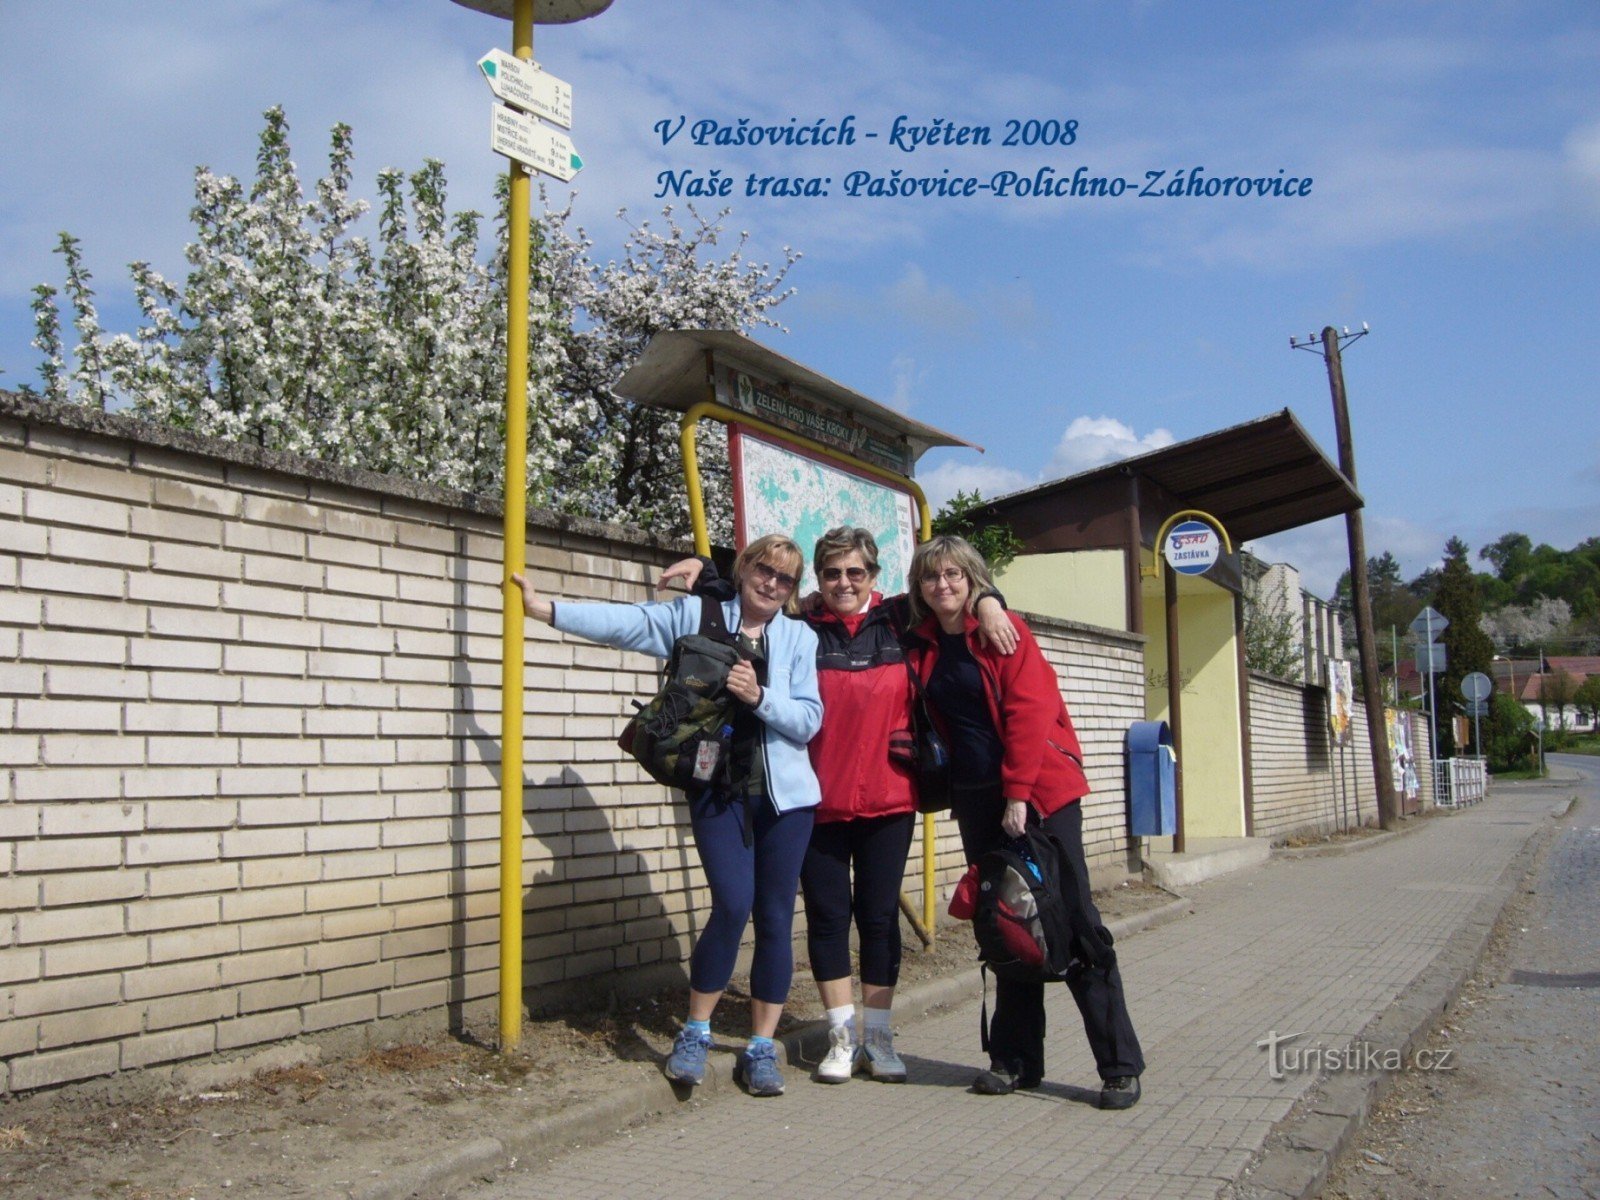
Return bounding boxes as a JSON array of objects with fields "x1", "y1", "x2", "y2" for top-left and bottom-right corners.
[{"x1": 29, "y1": 107, "x2": 799, "y2": 537}]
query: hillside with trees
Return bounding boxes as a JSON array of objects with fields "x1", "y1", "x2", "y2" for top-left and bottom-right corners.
[{"x1": 1334, "y1": 531, "x2": 1599, "y2": 764}]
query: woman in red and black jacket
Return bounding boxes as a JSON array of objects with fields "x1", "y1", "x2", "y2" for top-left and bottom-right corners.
[
  {"x1": 664, "y1": 527, "x2": 1012, "y2": 1085},
  {"x1": 904, "y1": 534, "x2": 1145, "y2": 1110}
]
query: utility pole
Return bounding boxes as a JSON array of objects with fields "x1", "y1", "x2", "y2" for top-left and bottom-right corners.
[{"x1": 1293, "y1": 325, "x2": 1401, "y2": 829}]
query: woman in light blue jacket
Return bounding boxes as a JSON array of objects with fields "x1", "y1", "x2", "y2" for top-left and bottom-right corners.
[{"x1": 512, "y1": 534, "x2": 822, "y2": 1097}]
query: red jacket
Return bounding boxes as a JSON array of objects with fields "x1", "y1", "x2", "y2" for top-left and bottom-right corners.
[
  {"x1": 905, "y1": 610, "x2": 1089, "y2": 817},
  {"x1": 805, "y1": 595, "x2": 918, "y2": 823}
]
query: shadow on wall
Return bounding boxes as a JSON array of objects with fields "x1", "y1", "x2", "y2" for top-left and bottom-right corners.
[
  {"x1": 1300, "y1": 685, "x2": 1331, "y2": 775},
  {"x1": 447, "y1": 538, "x2": 696, "y2": 1047}
]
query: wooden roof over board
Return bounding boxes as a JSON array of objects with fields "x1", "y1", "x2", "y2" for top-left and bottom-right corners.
[
  {"x1": 613, "y1": 330, "x2": 981, "y2": 465},
  {"x1": 976, "y1": 409, "x2": 1363, "y2": 545}
]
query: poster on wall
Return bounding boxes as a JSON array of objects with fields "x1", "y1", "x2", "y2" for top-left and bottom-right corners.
[
  {"x1": 1328, "y1": 660, "x2": 1354, "y2": 748},
  {"x1": 727, "y1": 424, "x2": 918, "y2": 597},
  {"x1": 1385, "y1": 708, "x2": 1420, "y2": 803}
]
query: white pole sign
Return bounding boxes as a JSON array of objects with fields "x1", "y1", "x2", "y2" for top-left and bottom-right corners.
[
  {"x1": 490, "y1": 105, "x2": 584, "y2": 181},
  {"x1": 478, "y1": 49, "x2": 573, "y2": 129}
]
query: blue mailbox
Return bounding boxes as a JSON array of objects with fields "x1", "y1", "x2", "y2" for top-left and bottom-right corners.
[{"x1": 1127, "y1": 721, "x2": 1176, "y2": 837}]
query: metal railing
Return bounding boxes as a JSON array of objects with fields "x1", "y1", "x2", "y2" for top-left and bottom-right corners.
[{"x1": 1431, "y1": 756, "x2": 1487, "y2": 808}]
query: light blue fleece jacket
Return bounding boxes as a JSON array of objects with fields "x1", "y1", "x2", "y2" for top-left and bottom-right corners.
[{"x1": 551, "y1": 593, "x2": 824, "y2": 813}]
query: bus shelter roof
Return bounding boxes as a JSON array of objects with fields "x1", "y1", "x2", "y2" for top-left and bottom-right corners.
[
  {"x1": 977, "y1": 408, "x2": 1363, "y2": 544},
  {"x1": 614, "y1": 329, "x2": 982, "y2": 465}
]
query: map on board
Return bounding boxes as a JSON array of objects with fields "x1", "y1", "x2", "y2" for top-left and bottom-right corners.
[{"x1": 730, "y1": 426, "x2": 919, "y2": 597}]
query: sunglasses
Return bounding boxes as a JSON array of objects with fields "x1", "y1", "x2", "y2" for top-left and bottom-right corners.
[
  {"x1": 820, "y1": 566, "x2": 870, "y2": 583},
  {"x1": 750, "y1": 561, "x2": 799, "y2": 592},
  {"x1": 920, "y1": 567, "x2": 966, "y2": 587}
]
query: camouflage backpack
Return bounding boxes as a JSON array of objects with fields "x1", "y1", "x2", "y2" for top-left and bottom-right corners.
[{"x1": 617, "y1": 598, "x2": 743, "y2": 792}]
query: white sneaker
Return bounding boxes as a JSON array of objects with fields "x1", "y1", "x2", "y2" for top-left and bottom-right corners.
[
  {"x1": 815, "y1": 1024, "x2": 856, "y2": 1084},
  {"x1": 856, "y1": 1025, "x2": 908, "y2": 1083}
]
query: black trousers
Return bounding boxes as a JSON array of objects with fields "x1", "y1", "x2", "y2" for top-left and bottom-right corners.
[
  {"x1": 953, "y1": 785, "x2": 1145, "y2": 1082},
  {"x1": 800, "y1": 812, "x2": 917, "y2": 987}
]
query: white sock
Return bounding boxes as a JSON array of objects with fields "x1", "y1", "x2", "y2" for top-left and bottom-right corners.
[
  {"x1": 863, "y1": 1006, "x2": 892, "y2": 1034},
  {"x1": 826, "y1": 1004, "x2": 855, "y2": 1037}
]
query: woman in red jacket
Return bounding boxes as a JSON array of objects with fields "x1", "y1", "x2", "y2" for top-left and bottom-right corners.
[{"x1": 905, "y1": 534, "x2": 1145, "y2": 1109}]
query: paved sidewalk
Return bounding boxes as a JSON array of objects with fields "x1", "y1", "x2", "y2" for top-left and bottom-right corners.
[{"x1": 458, "y1": 779, "x2": 1576, "y2": 1200}]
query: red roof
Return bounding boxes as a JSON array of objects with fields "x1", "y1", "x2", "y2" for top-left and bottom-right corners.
[
  {"x1": 1548, "y1": 656, "x2": 1600, "y2": 675},
  {"x1": 1524, "y1": 671, "x2": 1590, "y2": 701}
]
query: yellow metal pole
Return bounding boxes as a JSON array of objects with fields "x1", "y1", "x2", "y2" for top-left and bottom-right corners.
[
  {"x1": 914, "y1": 495, "x2": 938, "y2": 941},
  {"x1": 498, "y1": 0, "x2": 534, "y2": 1053},
  {"x1": 678, "y1": 407, "x2": 712, "y2": 558}
]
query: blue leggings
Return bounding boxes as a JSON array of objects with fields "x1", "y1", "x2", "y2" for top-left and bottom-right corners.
[{"x1": 688, "y1": 791, "x2": 815, "y2": 1004}]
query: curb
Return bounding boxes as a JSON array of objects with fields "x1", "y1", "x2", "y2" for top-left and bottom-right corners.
[
  {"x1": 347, "y1": 893, "x2": 1195, "y2": 1200},
  {"x1": 1221, "y1": 803, "x2": 1557, "y2": 1200}
]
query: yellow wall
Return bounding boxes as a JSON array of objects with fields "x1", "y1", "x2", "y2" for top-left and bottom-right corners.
[
  {"x1": 1182, "y1": 589, "x2": 1245, "y2": 837},
  {"x1": 995, "y1": 550, "x2": 1126, "y2": 630},
  {"x1": 1142, "y1": 551, "x2": 1246, "y2": 839}
]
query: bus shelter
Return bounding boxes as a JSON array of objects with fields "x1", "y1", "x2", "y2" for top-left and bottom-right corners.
[{"x1": 965, "y1": 410, "x2": 1363, "y2": 856}]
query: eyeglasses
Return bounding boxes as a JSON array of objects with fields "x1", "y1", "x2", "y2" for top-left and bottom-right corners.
[
  {"x1": 750, "y1": 561, "x2": 799, "y2": 592},
  {"x1": 920, "y1": 567, "x2": 966, "y2": 587},
  {"x1": 820, "y1": 566, "x2": 870, "y2": 583}
]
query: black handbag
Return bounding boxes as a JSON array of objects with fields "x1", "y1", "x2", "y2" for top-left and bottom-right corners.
[{"x1": 889, "y1": 660, "x2": 952, "y2": 814}]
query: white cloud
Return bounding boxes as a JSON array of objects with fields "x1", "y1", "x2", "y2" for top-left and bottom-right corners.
[
  {"x1": 915, "y1": 458, "x2": 1033, "y2": 513},
  {"x1": 1244, "y1": 521, "x2": 1350, "y2": 602},
  {"x1": 794, "y1": 267, "x2": 1038, "y2": 352},
  {"x1": 1563, "y1": 119, "x2": 1600, "y2": 213},
  {"x1": 1046, "y1": 416, "x2": 1176, "y2": 478},
  {"x1": 884, "y1": 265, "x2": 979, "y2": 339},
  {"x1": 887, "y1": 354, "x2": 922, "y2": 413},
  {"x1": 0, "y1": 2, "x2": 494, "y2": 305},
  {"x1": 916, "y1": 413, "x2": 1177, "y2": 514},
  {"x1": 978, "y1": 278, "x2": 1040, "y2": 336},
  {"x1": 1247, "y1": 513, "x2": 1447, "y2": 601}
]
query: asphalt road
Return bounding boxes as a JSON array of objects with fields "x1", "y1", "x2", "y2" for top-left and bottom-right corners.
[{"x1": 1322, "y1": 753, "x2": 1600, "y2": 1200}]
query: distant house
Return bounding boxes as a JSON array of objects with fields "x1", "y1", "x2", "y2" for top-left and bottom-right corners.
[{"x1": 1530, "y1": 656, "x2": 1598, "y2": 732}]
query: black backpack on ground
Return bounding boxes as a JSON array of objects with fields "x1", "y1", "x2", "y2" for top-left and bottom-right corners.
[
  {"x1": 956, "y1": 824, "x2": 1120, "y2": 1058},
  {"x1": 617, "y1": 598, "x2": 743, "y2": 793},
  {"x1": 960, "y1": 825, "x2": 1118, "y2": 983}
]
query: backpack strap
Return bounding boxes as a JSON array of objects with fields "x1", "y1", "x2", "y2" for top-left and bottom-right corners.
[
  {"x1": 1027, "y1": 826, "x2": 1117, "y2": 971},
  {"x1": 979, "y1": 962, "x2": 993, "y2": 1055},
  {"x1": 697, "y1": 595, "x2": 736, "y2": 644}
]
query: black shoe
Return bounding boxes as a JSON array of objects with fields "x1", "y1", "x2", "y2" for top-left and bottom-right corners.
[
  {"x1": 1099, "y1": 1075, "x2": 1141, "y2": 1109},
  {"x1": 972, "y1": 1066, "x2": 1042, "y2": 1095}
]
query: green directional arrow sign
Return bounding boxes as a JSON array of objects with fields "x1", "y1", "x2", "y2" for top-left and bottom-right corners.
[
  {"x1": 490, "y1": 104, "x2": 583, "y2": 181},
  {"x1": 477, "y1": 49, "x2": 572, "y2": 129}
]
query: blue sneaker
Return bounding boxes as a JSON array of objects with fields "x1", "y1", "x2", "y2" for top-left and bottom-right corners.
[
  {"x1": 733, "y1": 1041, "x2": 785, "y2": 1096},
  {"x1": 664, "y1": 1027, "x2": 711, "y2": 1085}
]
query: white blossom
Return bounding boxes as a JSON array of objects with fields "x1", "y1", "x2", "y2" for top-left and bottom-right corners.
[{"x1": 29, "y1": 109, "x2": 798, "y2": 527}]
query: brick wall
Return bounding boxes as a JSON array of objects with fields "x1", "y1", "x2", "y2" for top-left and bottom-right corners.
[
  {"x1": 1030, "y1": 618, "x2": 1146, "y2": 882},
  {"x1": 0, "y1": 393, "x2": 1145, "y2": 1094},
  {"x1": 1247, "y1": 670, "x2": 1434, "y2": 840}
]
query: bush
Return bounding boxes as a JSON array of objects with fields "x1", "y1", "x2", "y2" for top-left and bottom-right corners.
[{"x1": 1485, "y1": 692, "x2": 1538, "y2": 773}]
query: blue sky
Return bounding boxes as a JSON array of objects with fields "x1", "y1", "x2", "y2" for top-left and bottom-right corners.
[{"x1": 2, "y1": 1, "x2": 1597, "y2": 597}]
